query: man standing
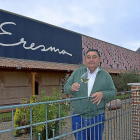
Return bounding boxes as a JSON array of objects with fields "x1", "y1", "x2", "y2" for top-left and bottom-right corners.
[{"x1": 64, "y1": 49, "x2": 116, "y2": 140}]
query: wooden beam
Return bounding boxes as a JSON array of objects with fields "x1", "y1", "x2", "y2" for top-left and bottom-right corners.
[{"x1": 31, "y1": 72, "x2": 36, "y2": 95}]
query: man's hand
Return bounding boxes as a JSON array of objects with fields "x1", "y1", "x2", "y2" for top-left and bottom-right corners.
[
  {"x1": 71, "y1": 83, "x2": 80, "y2": 92},
  {"x1": 90, "y1": 92, "x2": 103, "y2": 105}
]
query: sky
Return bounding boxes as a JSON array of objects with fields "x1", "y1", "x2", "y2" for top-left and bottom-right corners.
[{"x1": 0, "y1": 0, "x2": 140, "y2": 52}]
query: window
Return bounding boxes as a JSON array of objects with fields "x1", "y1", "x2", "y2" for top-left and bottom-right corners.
[{"x1": 35, "y1": 81, "x2": 39, "y2": 95}]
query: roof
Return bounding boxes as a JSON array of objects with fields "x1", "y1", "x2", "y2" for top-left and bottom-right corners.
[
  {"x1": 0, "y1": 57, "x2": 79, "y2": 71},
  {"x1": 0, "y1": 57, "x2": 127, "y2": 74}
]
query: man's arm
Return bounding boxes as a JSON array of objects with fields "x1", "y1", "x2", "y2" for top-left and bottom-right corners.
[
  {"x1": 91, "y1": 73, "x2": 116, "y2": 104},
  {"x1": 101, "y1": 74, "x2": 117, "y2": 100}
]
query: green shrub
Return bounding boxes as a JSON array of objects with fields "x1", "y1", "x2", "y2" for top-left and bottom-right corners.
[
  {"x1": 60, "y1": 73, "x2": 72, "y2": 98},
  {"x1": 60, "y1": 74, "x2": 70, "y2": 91},
  {"x1": 14, "y1": 88, "x2": 70, "y2": 140},
  {"x1": 14, "y1": 108, "x2": 22, "y2": 136},
  {"x1": 112, "y1": 69, "x2": 140, "y2": 92}
]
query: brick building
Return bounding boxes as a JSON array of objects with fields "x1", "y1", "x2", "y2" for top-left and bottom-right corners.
[{"x1": 0, "y1": 9, "x2": 140, "y2": 106}]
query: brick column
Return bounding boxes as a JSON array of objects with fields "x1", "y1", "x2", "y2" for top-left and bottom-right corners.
[{"x1": 127, "y1": 83, "x2": 140, "y2": 140}]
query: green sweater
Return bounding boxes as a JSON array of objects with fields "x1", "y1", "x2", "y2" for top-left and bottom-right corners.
[{"x1": 64, "y1": 66, "x2": 116, "y2": 119}]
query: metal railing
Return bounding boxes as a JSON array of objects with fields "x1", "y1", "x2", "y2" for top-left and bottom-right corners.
[{"x1": 0, "y1": 90, "x2": 140, "y2": 140}]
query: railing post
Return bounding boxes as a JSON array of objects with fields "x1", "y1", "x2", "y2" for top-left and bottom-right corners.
[{"x1": 127, "y1": 83, "x2": 140, "y2": 140}]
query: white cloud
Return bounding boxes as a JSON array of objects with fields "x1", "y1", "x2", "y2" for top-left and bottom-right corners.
[
  {"x1": 121, "y1": 41, "x2": 140, "y2": 51},
  {"x1": 0, "y1": 0, "x2": 140, "y2": 51}
]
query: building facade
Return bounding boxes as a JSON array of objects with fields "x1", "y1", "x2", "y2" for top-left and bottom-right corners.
[{"x1": 0, "y1": 9, "x2": 140, "y2": 106}]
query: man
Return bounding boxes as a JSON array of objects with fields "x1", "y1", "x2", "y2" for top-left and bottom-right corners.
[{"x1": 64, "y1": 49, "x2": 116, "y2": 140}]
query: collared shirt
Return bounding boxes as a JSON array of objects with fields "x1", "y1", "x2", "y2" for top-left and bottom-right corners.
[{"x1": 87, "y1": 67, "x2": 100, "y2": 96}]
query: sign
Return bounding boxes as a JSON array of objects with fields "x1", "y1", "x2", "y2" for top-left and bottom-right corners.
[{"x1": 0, "y1": 10, "x2": 82, "y2": 64}]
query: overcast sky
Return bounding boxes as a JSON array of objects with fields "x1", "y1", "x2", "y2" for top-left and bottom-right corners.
[{"x1": 0, "y1": 0, "x2": 140, "y2": 51}]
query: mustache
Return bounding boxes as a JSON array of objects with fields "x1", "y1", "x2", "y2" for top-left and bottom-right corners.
[{"x1": 89, "y1": 62, "x2": 95, "y2": 64}]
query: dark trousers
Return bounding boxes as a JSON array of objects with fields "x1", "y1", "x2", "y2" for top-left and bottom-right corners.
[{"x1": 72, "y1": 113, "x2": 105, "y2": 140}]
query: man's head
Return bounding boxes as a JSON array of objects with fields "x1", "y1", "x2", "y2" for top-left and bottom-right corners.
[{"x1": 85, "y1": 49, "x2": 101, "y2": 73}]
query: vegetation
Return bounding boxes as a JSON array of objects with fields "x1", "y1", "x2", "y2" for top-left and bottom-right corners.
[
  {"x1": 13, "y1": 88, "x2": 70, "y2": 140},
  {"x1": 116, "y1": 93, "x2": 131, "y2": 100},
  {"x1": 60, "y1": 73, "x2": 71, "y2": 98},
  {"x1": 0, "y1": 112, "x2": 13, "y2": 118},
  {"x1": 14, "y1": 108, "x2": 22, "y2": 136},
  {"x1": 111, "y1": 69, "x2": 140, "y2": 92}
]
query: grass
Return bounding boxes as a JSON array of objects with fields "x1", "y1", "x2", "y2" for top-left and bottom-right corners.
[
  {"x1": 107, "y1": 93, "x2": 131, "y2": 102},
  {"x1": 116, "y1": 94, "x2": 131, "y2": 100},
  {"x1": 0, "y1": 112, "x2": 14, "y2": 118}
]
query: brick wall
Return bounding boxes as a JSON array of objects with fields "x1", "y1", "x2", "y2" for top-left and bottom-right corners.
[{"x1": 127, "y1": 83, "x2": 140, "y2": 140}]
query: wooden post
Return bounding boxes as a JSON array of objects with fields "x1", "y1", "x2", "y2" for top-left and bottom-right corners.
[
  {"x1": 31, "y1": 72, "x2": 36, "y2": 95},
  {"x1": 127, "y1": 83, "x2": 140, "y2": 140}
]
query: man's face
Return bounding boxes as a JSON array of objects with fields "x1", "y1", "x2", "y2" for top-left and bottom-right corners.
[{"x1": 85, "y1": 51, "x2": 101, "y2": 73}]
